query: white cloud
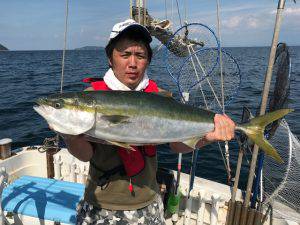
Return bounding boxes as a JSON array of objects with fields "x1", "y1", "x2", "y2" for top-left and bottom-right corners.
[
  {"x1": 285, "y1": 7, "x2": 300, "y2": 15},
  {"x1": 271, "y1": 7, "x2": 300, "y2": 15},
  {"x1": 247, "y1": 17, "x2": 259, "y2": 28},
  {"x1": 224, "y1": 16, "x2": 243, "y2": 29},
  {"x1": 219, "y1": 4, "x2": 261, "y2": 14},
  {"x1": 222, "y1": 13, "x2": 271, "y2": 30}
]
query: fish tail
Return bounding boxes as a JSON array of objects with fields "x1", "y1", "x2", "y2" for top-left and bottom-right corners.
[{"x1": 238, "y1": 109, "x2": 293, "y2": 163}]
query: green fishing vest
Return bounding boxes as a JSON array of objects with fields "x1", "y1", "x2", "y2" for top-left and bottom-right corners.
[{"x1": 84, "y1": 143, "x2": 159, "y2": 210}]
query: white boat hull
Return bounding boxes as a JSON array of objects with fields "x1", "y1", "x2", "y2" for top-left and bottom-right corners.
[{"x1": 0, "y1": 146, "x2": 298, "y2": 225}]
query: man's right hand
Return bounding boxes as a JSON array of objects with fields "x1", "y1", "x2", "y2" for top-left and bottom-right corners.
[{"x1": 59, "y1": 133, "x2": 94, "y2": 162}]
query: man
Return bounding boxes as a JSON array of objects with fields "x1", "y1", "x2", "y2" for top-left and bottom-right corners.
[{"x1": 63, "y1": 19, "x2": 235, "y2": 225}]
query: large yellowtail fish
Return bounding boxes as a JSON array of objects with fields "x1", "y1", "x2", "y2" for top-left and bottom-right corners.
[{"x1": 34, "y1": 91, "x2": 293, "y2": 163}]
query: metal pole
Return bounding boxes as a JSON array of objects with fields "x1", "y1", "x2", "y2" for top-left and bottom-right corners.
[
  {"x1": 232, "y1": 147, "x2": 244, "y2": 202},
  {"x1": 227, "y1": 107, "x2": 251, "y2": 225},
  {"x1": 226, "y1": 200, "x2": 235, "y2": 225},
  {"x1": 233, "y1": 201, "x2": 242, "y2": 225},
  {"x1": 251, "y1": 152, "x2": 264, "y2": 209},
  {"x1": 240, "y1": 1, "x2": 286, "y2": 224},
  {"x1": 226, "y1": 147, "x2": 244, "y2": 225},
  {"x1": 247, "y1": 208, "x2": 256, "y2": 225}
]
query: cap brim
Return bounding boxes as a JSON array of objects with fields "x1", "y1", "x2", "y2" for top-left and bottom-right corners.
[{"x1": 116, "y1": 24, "x2": 152, "y2": 43}]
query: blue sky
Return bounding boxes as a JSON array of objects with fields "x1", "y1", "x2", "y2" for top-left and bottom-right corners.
[{"x1": 0, "y1": 0, "x2": 299, "y2": 50}]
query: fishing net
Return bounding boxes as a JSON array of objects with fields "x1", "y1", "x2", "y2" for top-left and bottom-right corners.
[
  {"x1": 163, "y1": 23, "x2": 242, "y2": 209},
  {"x1": 163, "y1": 23, "x2": 241, "y2": 189},
  {"x1": 163, "y1": 23, "x2": 241, "y2": 112},
  {"x1": 263, "y1": 119, "x2": 300, "y2": 222},
  {"x1": 261, "y1": 43, "x2": 300, "y2": 222},
  {"x1": 177, "y1": 48, "x2": 241, "y2": 112},
  {"x1": 165, "y1": 23, "x2": 220, "y2": 83}
]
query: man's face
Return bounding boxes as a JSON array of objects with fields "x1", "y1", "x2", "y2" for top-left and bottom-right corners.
[{"x1": 109, "y1": 39, "x2": 149, "y2": 89}]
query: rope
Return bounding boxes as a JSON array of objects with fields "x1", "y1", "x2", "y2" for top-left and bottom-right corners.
[
  {"x1": 60, "y1": 0, "x2": 69, "y2": 94},
  {"x1": 143, "y1": 0, "x2": 146, "y2": 25},
  {"x1": 38, "y1": 137, "x2": 61, "y2": 153},
  {"x1": 216, "y1": 0, "x2": 231, "y2": 184},
  {"x1": 165, "y1": 0, "x2": 167, "y2": 20},
  {"x1": 186, "y1": 44, "x2": 232, "y2": 187},
  {"x1": 171, "y1": 0, "x2": 174, "y2": 32},
  {"x1": 216, "y1": 0, "x2": 224, "y2": 113},
  {"x1": 56, "y1": 0, "x2": 69, "y2": 152},
  {"x1": 137, "y1": 0, "x2": 141, "y2": 24},
  {"x1": 187, "y1": 46, "x2": 209, "y2": 108},
  {"x1": 184, "y1": 0, "x2": 187, "y2": 23},
  {"x1": 217, "y1": 142, "x2": 231, "y2": 181},
  {"x1": 175, "y1": 0, "x2": 183, "y2": 27},
  {"x1": 130, "y1": 0, "x2": 133, "y2": 18},
  {"x1": 189, "y1": 47, "x2": 222, "y2": 109}
]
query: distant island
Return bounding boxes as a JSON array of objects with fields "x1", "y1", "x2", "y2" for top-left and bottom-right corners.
[
  {"x1": 0, "y1": 43, "x2": 8, "y2": 51},
  {"x1": 74, "y1": 46, "x2": 103, "y2": 50}
]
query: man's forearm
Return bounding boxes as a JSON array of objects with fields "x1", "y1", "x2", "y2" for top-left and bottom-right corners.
[{"x1": 62, "y1": 135, "x2": 94, "y2": 162}]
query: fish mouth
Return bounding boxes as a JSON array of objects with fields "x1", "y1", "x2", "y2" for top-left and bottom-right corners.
[
  {"x1": 33, "y1": 104, "x2": 49, "y2": 117},
  {"x1": 33, "y1": 98, "x2": 52, "y2": 118},
  {"x1": 33, "y1": 98, "x2": 48, "y2": 116},
  {"x1": 36, "y1": 97, "x2": 48, "y2": 106}
]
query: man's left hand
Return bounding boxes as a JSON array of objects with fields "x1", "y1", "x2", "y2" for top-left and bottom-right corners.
[{"x1": 205, "y1": 114, "x2": 235, "y2": 142}]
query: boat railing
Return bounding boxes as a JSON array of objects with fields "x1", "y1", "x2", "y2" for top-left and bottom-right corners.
[{"x1": 52, "y1": 149, "x2": 89, "y2": 183}]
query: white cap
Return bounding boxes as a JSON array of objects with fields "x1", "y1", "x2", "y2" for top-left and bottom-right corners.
[{"x1": 109, "y1": 19, "x2": 152, "y2": 43}]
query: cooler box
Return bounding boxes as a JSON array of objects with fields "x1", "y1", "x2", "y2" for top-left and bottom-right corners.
[{"x1": 1, "y1": 176, "x2": 85, "y2": 224}]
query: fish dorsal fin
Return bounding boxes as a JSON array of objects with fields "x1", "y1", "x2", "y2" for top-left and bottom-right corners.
[
  {"x1": 156, "y1": 88, "x2": 173, "y2": 98},
  {"x1": 101, "y1": 115, "x2": 130, "y2": 124},
  {"x1": 183, "y1": 137, "x2": 201, "y2": 149}
]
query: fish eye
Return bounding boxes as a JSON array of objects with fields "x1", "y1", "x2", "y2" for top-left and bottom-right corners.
[
  {"x1": 54, "y1": 103, "x2": 61, "y2": 109},
  {"x1": 53, "y1": 100, "x2": 63, "y2": 109}
]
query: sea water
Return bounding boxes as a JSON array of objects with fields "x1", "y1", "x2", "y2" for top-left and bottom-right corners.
[{"x1": 0, "y1": 46, "x2": 299, "y2": 187}]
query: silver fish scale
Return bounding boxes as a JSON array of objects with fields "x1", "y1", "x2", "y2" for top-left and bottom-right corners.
[{"x1": 86, "y1": 114, "x2": 214, "y2": 144}]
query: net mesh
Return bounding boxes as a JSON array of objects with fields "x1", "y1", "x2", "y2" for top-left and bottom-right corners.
[
  {"x1": 165, "y1": 23, "x2": 220, "y2": 82},
  {"x1": 177, "y1": 49, "x2": 241, "y2": 112},
  {"x1": 263, "y1": 119, "x2": 300, "y2": 222}
]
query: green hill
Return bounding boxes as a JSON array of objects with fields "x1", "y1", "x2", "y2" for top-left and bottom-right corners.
[
  {"x1": 0, "y1": 43, "x2": 8, "y2": 51},
  {"x1": 74, "y1": 46, "x2": 103, "y2": 50}
]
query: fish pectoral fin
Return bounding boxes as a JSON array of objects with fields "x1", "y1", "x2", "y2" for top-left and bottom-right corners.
[
  {"x1": 101, "y1": 115, "x2": 130, "y2": 124},
  {"x1": 106, "y1": 140, "x2": 135, "y2": 151},
  {"x1": 156, "y1": 88, "x2": 173, "y2": 98},
  {"x1": 183, "y1": 138, "x2": 201, "y2": 149}
]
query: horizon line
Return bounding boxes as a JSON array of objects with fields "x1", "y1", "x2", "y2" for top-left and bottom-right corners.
[{"x1": 3, "y1": 45, "x2": 300, "y2": 51}]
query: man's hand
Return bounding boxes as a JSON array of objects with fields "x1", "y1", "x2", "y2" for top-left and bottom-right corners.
[
  {"x1": 205, "y1": 114, "x2": 235, "y2": 142},
  {"x1": 58, "y1": 133, "x2": 94, "y2": 162}
]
